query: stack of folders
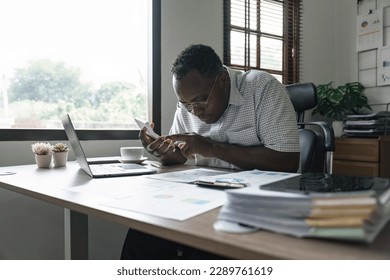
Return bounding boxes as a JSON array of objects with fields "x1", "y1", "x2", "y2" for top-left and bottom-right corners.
[
  {"x1": 216, "y1": 173, "x2": 390, "y2": 243},
  {"x1": 343, "y1": 111, "x2": 390, "y2": 137}
]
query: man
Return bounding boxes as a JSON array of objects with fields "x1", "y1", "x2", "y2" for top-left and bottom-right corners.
[{"x1": 121, "y1": 44, "x2": 300, "y2": 259}]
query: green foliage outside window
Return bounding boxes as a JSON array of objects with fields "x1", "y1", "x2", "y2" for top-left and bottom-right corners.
[{"x1": 5, "y1": 59, "x2": 146, "y2": 128}]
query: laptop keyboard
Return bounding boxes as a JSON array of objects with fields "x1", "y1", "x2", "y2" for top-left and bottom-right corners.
[
  {"x1": 91, "y1": 164, "x2": 144, "y2": 173},
  {"x1": 119, "y1": 164, "x2": 146, "y2": 170}
]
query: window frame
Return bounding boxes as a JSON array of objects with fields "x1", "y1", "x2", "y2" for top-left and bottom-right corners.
[
  {"x1": 0, "y1": 0, "x2": 161, "y2": 141},
  {"x1": 223, "y1": 0, "x2": 301, "y2": 84}
]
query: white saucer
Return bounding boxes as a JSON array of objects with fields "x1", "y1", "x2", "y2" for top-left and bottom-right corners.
[{"x1": 119, "y1": 157, "x2": 148, "y2": 164}]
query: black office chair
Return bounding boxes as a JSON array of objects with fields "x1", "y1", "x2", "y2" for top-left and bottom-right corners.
[{"x1": 286, "y1": 82, "x2": 335, "y2": 174}]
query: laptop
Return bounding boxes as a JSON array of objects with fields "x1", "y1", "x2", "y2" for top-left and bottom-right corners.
[{"x1": 61, "y1": 114, "x2": 156, "y2": 178}]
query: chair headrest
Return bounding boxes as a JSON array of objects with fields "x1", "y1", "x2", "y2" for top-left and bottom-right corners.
[{"x1": 286, "y1": 82, "x2": 317, "y2": 112}]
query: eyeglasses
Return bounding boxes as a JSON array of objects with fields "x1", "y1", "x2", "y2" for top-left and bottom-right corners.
[{"x1": 180, "y1": 72, "x2": 222, "y2": 112}]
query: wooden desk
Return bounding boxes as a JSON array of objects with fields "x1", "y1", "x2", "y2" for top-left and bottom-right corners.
[
  {"x1": 333, "y1": 136, "x2": 390, "y2": 177},
  {"x1": 1, "y1": 162, "x2": 390, "y2": 260}
]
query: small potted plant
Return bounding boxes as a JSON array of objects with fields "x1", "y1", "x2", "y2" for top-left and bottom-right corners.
[
  {"x1": 312, "y1": 81, "x2": 372, "y2": 136},
  {"x1": 31, "y1": 142, "x2": 53, "y2": 168},
  {"x1": 52, "y1": 143, "x2": 70, "y2": 167}
]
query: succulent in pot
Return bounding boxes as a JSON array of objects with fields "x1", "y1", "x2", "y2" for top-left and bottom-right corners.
[
  {"x1": 31, "y1": 142, "x2": 53, "y2": 155},
  {"x1": 31, "y1": 142, "x2": 53, "y2": 168},
  {"x1": 52, "y1": 143, "x2": 70, "y2": 153},
  {"x1": 51, "y1": 143, "x2": 70, "y2": 167}
]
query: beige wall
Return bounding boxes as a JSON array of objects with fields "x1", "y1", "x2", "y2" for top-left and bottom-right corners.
[
  {"x1": 302, "y1": 0, "x2": 390, "y2": 107},
  {"x1": 160, "y1": 0, "x2": 224, "y2": 134}
]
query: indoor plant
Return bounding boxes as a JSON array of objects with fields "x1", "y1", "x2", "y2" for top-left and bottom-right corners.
[
  {"x1": 51, "y1": 143, "x2": 70, "y2": 167},
  {"x1": 312, "y1": 81, "x2": 372, "y2": 136},
  {"x1": 31, "y1": 142, "x2": 53, "y2": 168}
]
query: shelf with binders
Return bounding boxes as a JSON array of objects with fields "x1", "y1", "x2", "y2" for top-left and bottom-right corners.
[{"x1": 343, "y1": 103, "x2": 390, "y2": 138}]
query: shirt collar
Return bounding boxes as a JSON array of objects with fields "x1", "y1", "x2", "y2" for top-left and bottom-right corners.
[{"x1": 224, "y1": 66, "x2": 245, "y2": 107}]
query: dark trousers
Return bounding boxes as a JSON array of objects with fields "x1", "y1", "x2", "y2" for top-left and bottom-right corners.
[{"x1": 121, "y1": 228, "x2": 228, "y2": 260}]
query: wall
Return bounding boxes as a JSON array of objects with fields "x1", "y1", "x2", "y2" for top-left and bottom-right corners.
[
  {"x1": 300, "y1": 0, "x2": 362, "y2": 86},
  {"x1": 302, "y1": 0, "x2": 390, "y2": 117},
  {"x1": 3, "y1": 0, "x2": 384, "y2": 259},
  {"x1": 300, "y1": 0, "x2": 336, "y2": 85},
  {"x1": 160, "y1": 0, "x2": 223, "y2": 133},
  {"x1": 355, "y1": 0, "x2": 390, "y2": 106},
  {"x1": 334, "y1": 0, "x2": 360, "y2": 85}
]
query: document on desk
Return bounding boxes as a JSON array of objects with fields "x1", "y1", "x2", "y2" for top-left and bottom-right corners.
[
  {"x1": 63, "y1": 177, "x2": 178, "y2": 199},
  {"x1": 102, "y1": 180, "x2": 227, "y2": 221},
  {"x1": 195, "y1": 169, "x2": 300, "y2": 188},
  {"x1": 147, "y1": 168, "x2": 229, "y2": 183}
]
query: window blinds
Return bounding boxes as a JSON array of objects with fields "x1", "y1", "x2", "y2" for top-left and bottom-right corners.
[{"x1": 224, "y1": 0, "x2": 302, "y2": 84}]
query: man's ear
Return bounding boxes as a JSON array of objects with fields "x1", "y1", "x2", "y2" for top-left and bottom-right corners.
[
  {"x1": 172, "y1": 76, "x2": 181, "y2": 98},
  {"x1": 220, "y1": 68, "x2": 230, "y2": 88}
]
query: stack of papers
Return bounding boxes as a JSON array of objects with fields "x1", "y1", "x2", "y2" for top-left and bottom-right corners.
[
  {"x1": 216, "y1": 173, "x2": 390, "y2": 242},
  {"x1": 343, "y1": 111, "x2": 390, "y2": 137}
]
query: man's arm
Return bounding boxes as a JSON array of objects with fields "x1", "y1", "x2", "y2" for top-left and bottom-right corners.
[
  {"x1": 167, "y1": 133, "x2": 299, "y2": 172},
  {"x1": 214, "y1": 142, "x2": 299, "y2": 172},
  {"x1": 141, "y1": 128, "x2": 299, "y2": 171}
]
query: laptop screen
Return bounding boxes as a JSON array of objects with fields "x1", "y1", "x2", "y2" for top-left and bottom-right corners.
[
  {"x1": 61, "y1": 114, "x2": 94, "y2": 176},
  {"x1": 61, "y1": 114, "x2": 156, "y2": 178}
]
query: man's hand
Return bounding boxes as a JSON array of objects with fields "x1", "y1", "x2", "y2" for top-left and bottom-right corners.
[
  {"x1": 139, "y1": 124, "x2": 187, "y2": 165},
  {"x1": 166, "y1": 133, "x2": 214, "y2": 159}
]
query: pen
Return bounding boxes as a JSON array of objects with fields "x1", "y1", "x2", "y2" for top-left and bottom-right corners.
[
  {"x1": 195, "y1": 180, "x2": 247, "y2": 188},
  {"x1": 213, "y1": 182, "x2": 247, "y2": 188},
  {"x1": 150, "y1": 162, "x2": 162, "y2": 169}
]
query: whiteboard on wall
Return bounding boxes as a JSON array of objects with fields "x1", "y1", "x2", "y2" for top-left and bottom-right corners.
[
  {"x1": 358, "y1": 0, "x2": 390, "y2": 87},
  {"x1": 377, "y1": 46, "x2": 390, "y2": 85},
  {"x1": 356, "y1": 9, "x2": 383, "y2": 52}
]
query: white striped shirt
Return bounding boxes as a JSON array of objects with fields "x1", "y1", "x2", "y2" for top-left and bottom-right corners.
[{"x1": 170, "y1": 66, "x2": 300, "y2": 170}]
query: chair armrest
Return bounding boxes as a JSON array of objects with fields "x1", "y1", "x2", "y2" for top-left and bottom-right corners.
[{"x1": 298, "y1": 121, "x2": 335, "y2": 152}]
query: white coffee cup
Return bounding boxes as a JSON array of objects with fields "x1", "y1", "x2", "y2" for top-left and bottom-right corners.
[{"x1": 120, "y1": 147, "x2": 144, "y2": 161}]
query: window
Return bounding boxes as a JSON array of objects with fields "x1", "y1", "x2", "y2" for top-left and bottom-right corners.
[
  {"x1": 223, "y1": 0, "x2": 301, "y2": 84},
  {"x1": 0, "y1": 0, "x2": 161, "y2": 141}
]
